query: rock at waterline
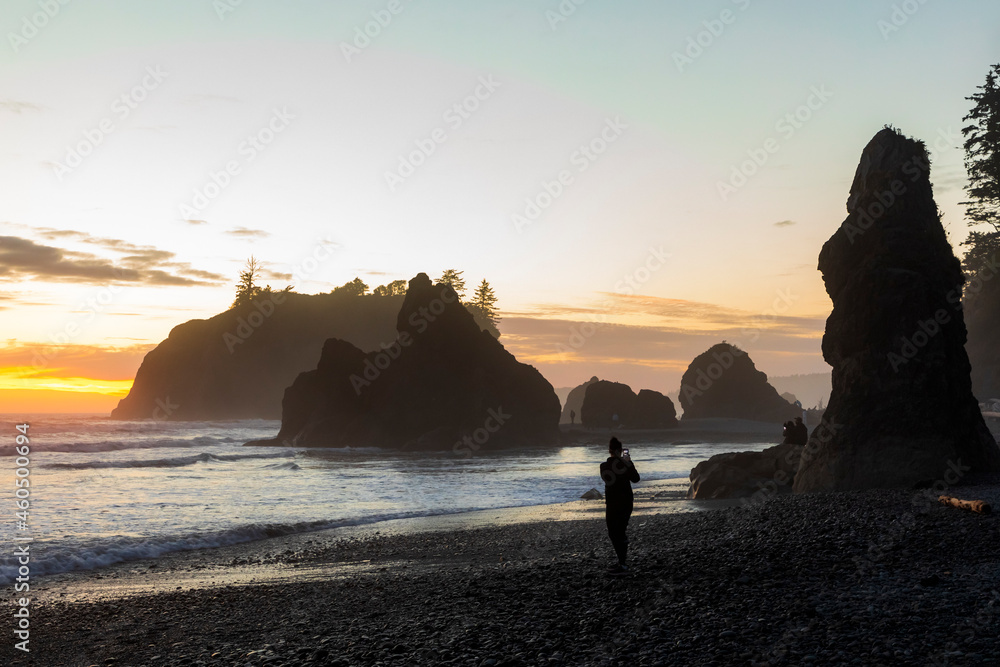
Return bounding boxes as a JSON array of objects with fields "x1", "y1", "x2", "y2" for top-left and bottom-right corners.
[{"x1": 687, "y1": 442, "x2": 803, "y2": 499}]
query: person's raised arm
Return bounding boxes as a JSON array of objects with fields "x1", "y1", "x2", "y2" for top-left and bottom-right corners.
[{"x1": 622, "y1": 453, "x2": 640, "y2": 483}]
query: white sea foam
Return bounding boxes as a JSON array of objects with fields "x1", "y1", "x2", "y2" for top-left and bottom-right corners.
[
  {"x1": 43, "y1": 450, "x2": 297, "y2": 470},
  {"x1": 0, "y1": 511, "x2": 437, "y2": 584}
]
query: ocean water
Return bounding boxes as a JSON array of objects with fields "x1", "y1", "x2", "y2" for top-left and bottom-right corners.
[{"x1": 0, "y1": 414, "x2": 772, "y2": 583}]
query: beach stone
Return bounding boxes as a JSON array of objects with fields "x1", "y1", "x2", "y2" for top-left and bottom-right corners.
[
  {"x1": 580, "y1": 488, "x2": 603, "y2": 500},
  {"x1": 679, "y1": 343, "x2": 801, "y2": 423},
  {"x1": 795, "y1": 128, "x2": 1000, "y2": 492}
]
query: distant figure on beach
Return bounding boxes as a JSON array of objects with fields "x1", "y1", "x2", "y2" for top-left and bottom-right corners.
[
  {"x1": 570, "y1": 409, "x2": 576, "y2": 425},
  {"x1": 600, "y1": 437, "x2": 640, "y2": 575},
  {"x1": 792, "y1": 417, "x2": 808, "y2": 445}
]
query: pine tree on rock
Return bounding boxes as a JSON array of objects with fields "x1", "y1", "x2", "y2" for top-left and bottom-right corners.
[
  {"x1": 232, "y1": 256, "x2": 264, "y2": 308},
  {"x1": 471, "y1": 279, "x2": 501, "y2": 327},
  {"x1": 439, "y1": 269, "x2": 467, "y2": 301},
  {"x1": 963, "y1": 63, "x2": 1000, "y2": 237}
]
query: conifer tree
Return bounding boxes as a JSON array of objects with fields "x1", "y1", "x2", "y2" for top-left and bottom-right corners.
[
  {"x1": 439, "y1": 269, "x2": 467, "y2": 300},
  {"x1": 232, "y1": 256, "x2": 264, "y2": 308},
  {"x1": 962, "y1": 64, "x2": 1000, "y2": 283},
  {"x1": 470, "y1": 279, "x2": 500, "y2": 327}
]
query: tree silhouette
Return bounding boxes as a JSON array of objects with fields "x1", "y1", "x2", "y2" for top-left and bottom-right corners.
[
  {"x1": 332, "y1": 277, "x2": 369, "y2": 297},
  {"x1": 439, "y1": 269, "x2": 467, "y2": 300},
  {"x1": 231, "y1": 257, "x2": 291, "y2": 307},
  {"x1": 373, "y1": 279, "x2": 407, "y2": 296},
  {"x1": 232, "y1": 256, "x2": 264, "y2": 308},
  {"x1": 470, "y1": 279, "x2": 500, "y2": 327},
  {"x1": 962, "y1": 64, "x2": 1000, "y2": 289},
  {"x1": 963, "y1": 63, "x2": 1000, "y2": 235}
]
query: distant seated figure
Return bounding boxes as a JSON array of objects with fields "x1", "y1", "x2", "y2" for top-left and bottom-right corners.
[
  {"x1": 781, "y1": 421, "x2": 794, "y2": 444},
  {"x1": 792, "y1": 416, "x2": 808, "y2": 445}
]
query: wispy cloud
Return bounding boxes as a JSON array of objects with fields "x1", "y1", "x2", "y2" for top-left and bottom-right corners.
[
  {"x1": 521, "y1": 294, "x2": 825, "y2": 337},
  {"x1": 774, "y1": 219, "x2": 796, "y2": 227},
  {"x1": 260, "y1": 269, "x2": 292, "y2": 281},
  {"x1": 0, "y1": 233, "x2": 226, "y2": 286},
  {"x1": 225, "y1": 226, "x2": 271, "y2": 240}
]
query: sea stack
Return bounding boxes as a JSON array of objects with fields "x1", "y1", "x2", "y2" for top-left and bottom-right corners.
[
  {"x1": 580, "y1": 380, "x2": 677, "y2": 429},
  {"x1": 252, "y1": 273, "x2": 561, "y2": 451},
  {"x1": 794, "y1": 127, "x2": 1000, "y2": 492},
  {"x1": 560, "y1": 376, "x2": 599, "y2": 423},
  {"x1": 111, "y1": 292, "x2": 403, "y2": 420},
  {"x1": 679, "y1": 343, "x2": 800, "y2": 423}
]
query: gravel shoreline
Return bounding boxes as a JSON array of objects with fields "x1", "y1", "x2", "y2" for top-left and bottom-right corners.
[{"x1": 6, "y1": 476, "x2": 1000, "y2": 667}]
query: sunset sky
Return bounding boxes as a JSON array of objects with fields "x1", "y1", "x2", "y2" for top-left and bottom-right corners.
[{"x1": 1, "y1": 0, "x2": 998, "y2": 412}]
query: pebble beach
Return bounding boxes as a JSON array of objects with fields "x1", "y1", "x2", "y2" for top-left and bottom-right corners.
[{"x1": 6, "y1": 474, "x2": 1000, "y2": 667}]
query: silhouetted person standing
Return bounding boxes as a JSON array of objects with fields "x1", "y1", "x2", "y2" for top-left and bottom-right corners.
[
  {"x1": 600, "y1": 437, "x2": 639, "y2": 575},
  {"x1": 570, "y1": 409, "x2": 576, "y2": 425}
]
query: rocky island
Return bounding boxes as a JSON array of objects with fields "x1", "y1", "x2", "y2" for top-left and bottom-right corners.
[
  {"x1": 111, "y1": 292, "x2": 404, "y2": 420},
  {"x1": 579, "y1": 380, "x2": 678, "y2": 429},
  {"x1": 679, "y1": 342, "x2": 800, "y2": 423},
  {"x1": 249, "y1": 273, "x2": 561, "y2": 450}
]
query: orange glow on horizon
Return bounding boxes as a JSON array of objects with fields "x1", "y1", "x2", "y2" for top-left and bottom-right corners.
[
  {"x1": 0, "y1": 367, "x2": 133, "y2": 396},
  {"x1": 0, "y1": 389, "x2": 123, "y2": 414}
]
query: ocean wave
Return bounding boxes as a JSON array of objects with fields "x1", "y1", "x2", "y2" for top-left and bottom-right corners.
[
  {"x1": 0, "y1": 512, "x2": 425, "y2": 584},
  {"x1": 262, "y1": 461, "x2": 301, "y2": 470},
  {"x1": 42, "y1": 450, "x2": 297, "y2": 470},
  {"x1": 0, "y1": 436, "x2": 246, "y2": 457},
  {"x1": 0, "y1": 481, "x2": 698, "y2": 584}
]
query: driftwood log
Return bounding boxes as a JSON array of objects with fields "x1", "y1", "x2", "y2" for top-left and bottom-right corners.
[{"x1": 938, "y1": 495, "x2": 992, "y2": 514}]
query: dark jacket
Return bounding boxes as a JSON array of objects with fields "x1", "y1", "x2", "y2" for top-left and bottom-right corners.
[{"x1": 600, "y1": 456, "x2": 640, "y2": 508}]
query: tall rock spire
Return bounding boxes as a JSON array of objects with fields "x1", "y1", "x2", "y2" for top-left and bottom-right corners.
[{"x1": 795, "y1": 127, "x2": 1000, "y2": 492}]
